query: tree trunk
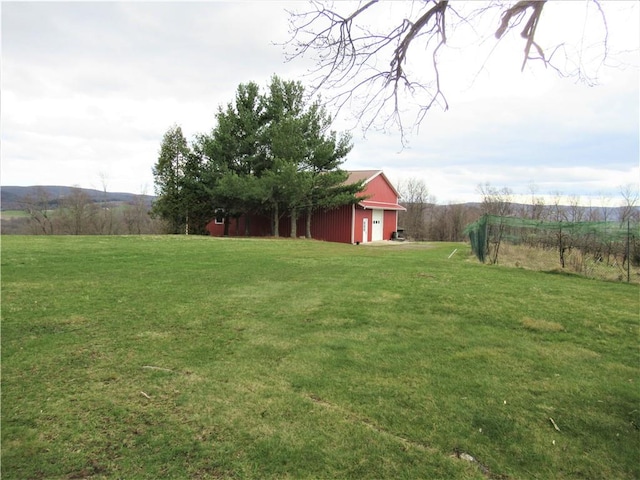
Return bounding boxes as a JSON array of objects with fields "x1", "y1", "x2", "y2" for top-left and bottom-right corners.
[
  {"x1": 273, "y1": 204, "x2": 279, "y2": 237},
  {"x1": 305, "y1": 208, "x2": 312, "y2": 238},
  {"x1": 290, "y1": 208, "x2": 297, "y2": 238},
  {"x1": 558, "y1": 223, "x2": 564, "y2": 268}
]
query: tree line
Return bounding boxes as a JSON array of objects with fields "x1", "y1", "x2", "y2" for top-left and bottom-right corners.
[
  {"x1": 8, "y1": 186, "x2": 161, "y2": 235},
  {"x1": 397, "y1": 179, "x2": 639, "y2": 243},
  {"x1": 152, "y1": 77, "x2": 364, "y2": 236},
  {"x1": 9, "y1": 177, "x2": 636, "y2": 241}
]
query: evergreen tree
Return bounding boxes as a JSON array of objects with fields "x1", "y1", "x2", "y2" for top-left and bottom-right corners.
[
  {"x1": 155, "y1": 78, "x2": 365, "y2": 238},
  {"x1": 261, "y1": 76, "x2": 361, "y2": 237},
  {"x1": 152, "y1": 125, "x2": 191, "y2": 233},
  {"x1": 201, "y1": 82, "x2": 267, "y2": 234}
]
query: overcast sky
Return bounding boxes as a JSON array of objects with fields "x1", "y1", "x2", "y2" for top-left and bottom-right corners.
[{"x1": 2, "y1": 1, "x2": 638, "y2": 205}]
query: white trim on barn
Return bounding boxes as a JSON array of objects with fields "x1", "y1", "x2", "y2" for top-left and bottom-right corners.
[{"x1": 350, "y1": 204, "x2": 355, "y2": 244}]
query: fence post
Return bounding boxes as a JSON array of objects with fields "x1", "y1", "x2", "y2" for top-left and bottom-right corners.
[{"x1": 627, "y1": 219, "x2": 631, "y2": 283}]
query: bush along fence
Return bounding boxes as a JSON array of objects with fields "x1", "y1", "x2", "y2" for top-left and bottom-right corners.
[{"x1": 464, "y1": 215, "x2": 640, "y2": 282}]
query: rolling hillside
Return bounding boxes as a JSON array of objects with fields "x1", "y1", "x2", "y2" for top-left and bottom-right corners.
[{"x1": 1, "y1": 186, "x2": 155, "y2": 210}]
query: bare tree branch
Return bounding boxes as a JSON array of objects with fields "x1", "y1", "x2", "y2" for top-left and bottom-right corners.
[{"x1": 284, "y1": 0, "x2": 613, "y2": 142}]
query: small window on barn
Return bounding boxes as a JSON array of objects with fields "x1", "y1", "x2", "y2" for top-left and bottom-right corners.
[{"x1": 214, "y1": 209, "x2": 224, "y2": 225}]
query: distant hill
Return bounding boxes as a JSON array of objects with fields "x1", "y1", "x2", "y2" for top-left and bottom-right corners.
[
  {"x1": 1, "y1": 186, "x2": 155, "y2": 211},
  {"x1": 3, "y1": 185, "x2": 635, "y2": 222}
]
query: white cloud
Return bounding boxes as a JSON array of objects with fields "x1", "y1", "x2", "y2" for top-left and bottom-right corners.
[{"x1": 1, "y1": 1, "x2": 638, "y2": 204}]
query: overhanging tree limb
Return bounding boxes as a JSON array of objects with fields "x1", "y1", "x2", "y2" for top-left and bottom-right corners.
[
  {"x1": 285, "y1": 0, "x2": 612, "y2": 141},
  {"x1": 495, "y1": 0, "x2": 546, "y2": 71}
]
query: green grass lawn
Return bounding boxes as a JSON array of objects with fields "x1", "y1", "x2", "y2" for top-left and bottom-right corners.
[{"x1": 2, "y1": 236, "x2": 638, "y2": 479}]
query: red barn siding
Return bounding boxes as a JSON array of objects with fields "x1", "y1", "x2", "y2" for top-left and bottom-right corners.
[
  {"x1": 205, "y1": 170, "x2": 404, "y2": 244},
  {"x1": 206, "y1": 215, "x2": 272, "y2": 237},
  {"x1": 275, "y1": 206, "x2": 354, "y2": 243},
  {"x1": 206, "y1": 221, "x2": 224, "y2": 237},
  {"x1": 353, "y1": 207, "x2": 372, "y2": 244},
  {"x1": 362, "y1": 173, "x2": 399, "y2": 204},
  {"x1": 383, "y1": 210, "x2": 398, "y2": 241},
  {"x1": 308, "y1": 205, "x2": 353, "y2": 243}
]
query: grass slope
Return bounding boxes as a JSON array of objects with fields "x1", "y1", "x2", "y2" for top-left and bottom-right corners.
[{"x1": 2, "y1": 236, "x2": 638, "y2": 479}]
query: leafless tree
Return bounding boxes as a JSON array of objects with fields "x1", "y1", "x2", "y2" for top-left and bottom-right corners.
[
  {"x1": 619, "y1": 183, "x2": 639, "y2": 224},
  {"x1": 21, "y1": 187, "x2": 56, "y2": 235},
  {"x1": 123, "y1": 194, "x2": 154, "y2": 234},
  {"x1": 549, "y1": 191, "x2": 566, "y2": 222},
  {"x1": 58, "y1": 187, "x2": 97, "y2": 235},
  {"x1": 567, "y1": 194, "x2": 584, "y2": 222},
  {"x1": 95, "y1": 172, "x2": 116, "y2": 235},
  {"x1": 285, "y1": 0, "x2": 611, "y2": 140},
  {"x1": 478, "y1": 182, "x2": 513, "y2": 217},
  {"x1": 429, "y1": 202, "x2": 474, "y2": 242},
  {"x1": 397, "y1": 177, "x2": 434, "y2": 240},
  {"x1": 597, "y1": 191, "x2": 612, "y2": 223},
  {"x1": 526, "y1": 181, "x2": 545, "y2": 220},
  {"x1": 584, "y1": 197, "x2": 601, "y2": 222}
]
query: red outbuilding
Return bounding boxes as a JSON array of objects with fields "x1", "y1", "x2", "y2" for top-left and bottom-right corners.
[{"x1": 205, "y1": 170, "x2": 405, "y2": 244}]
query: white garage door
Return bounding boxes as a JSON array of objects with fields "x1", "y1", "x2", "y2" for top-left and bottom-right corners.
[{"x1": 372, "y1": 210, "x2": 384, "y2": 241}]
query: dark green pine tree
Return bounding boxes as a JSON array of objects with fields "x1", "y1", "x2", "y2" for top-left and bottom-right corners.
[
  {"x1": 152, "y1": 125, "x2": 191, "y2": 234},
  {"x1": 261, "y1": 76, "x2": 364, "y2": 238},
  {"x1": 202, "y1": 82, "x2": 268, "y2": 235}
]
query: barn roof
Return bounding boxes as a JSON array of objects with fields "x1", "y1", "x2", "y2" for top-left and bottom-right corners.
[{"x1": 345, "y1": 170, "x2": 383, "y2": 184}]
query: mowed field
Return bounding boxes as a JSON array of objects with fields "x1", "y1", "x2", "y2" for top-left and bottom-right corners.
[{"x1": 1, "y1": 236, "x2": 638, "y2": 479}]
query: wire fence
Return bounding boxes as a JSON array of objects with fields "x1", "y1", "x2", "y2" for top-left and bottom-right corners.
[{"x1": 464, "y1": 215, "x2": 640, "y2": 282}]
